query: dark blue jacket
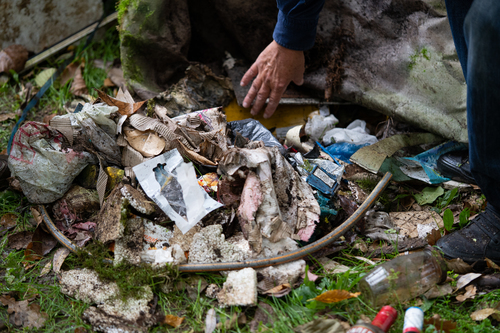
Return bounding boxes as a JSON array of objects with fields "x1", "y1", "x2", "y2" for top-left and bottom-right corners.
[{"x1": 273, "y1": 0, "x2": 325, "y2": 51}]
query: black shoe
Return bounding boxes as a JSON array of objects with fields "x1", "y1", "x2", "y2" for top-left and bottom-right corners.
[
  {"x1": 437, "y1": 150, "x2": 476, "y2": 185},
  {"x1": 0, "y1": 155, "x2": 10, "y2": 190},
  {"x1": 436, "y1": 205, "x2": 500, "y2": 263}
]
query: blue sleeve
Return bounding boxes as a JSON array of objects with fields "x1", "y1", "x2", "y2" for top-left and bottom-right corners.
[{"x1": 273, "y1": 0, "x2": 325, "y2": 51}]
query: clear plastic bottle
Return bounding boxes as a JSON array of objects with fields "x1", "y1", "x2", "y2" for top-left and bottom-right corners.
[{"x1": 358, "y1": 250, "x2": 447, "y2": 307}]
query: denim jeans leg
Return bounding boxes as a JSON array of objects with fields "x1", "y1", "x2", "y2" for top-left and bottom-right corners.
[
  {"x1": 444, "y1": 0, "x2": 473, "y2": 79},
  {"x1": 464, "y1": 0, "x2": 500, "y2": 212}
]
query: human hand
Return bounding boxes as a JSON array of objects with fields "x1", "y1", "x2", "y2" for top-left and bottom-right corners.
[{"x1": 240, "y1": 40, "x2": 305, "y2": 118}]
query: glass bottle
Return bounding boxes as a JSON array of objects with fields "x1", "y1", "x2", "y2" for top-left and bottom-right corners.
[{"x1": 358, "y1": 249, "x2": 447, "y2": 307}]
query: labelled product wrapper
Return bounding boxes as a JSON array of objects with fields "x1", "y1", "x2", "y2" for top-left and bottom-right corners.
[{"x1": 133, "y1": 149, "x2": 223, "y2": 234}]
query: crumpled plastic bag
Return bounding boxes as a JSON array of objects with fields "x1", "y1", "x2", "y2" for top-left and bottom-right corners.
[
  {"x1": 133, "y1": 149, "x2": 222, "y2": 234},
  {"x1": 8, "y1": 122, "x2": 96, "y2": 204},
  {"x1": 228, "y1": 119, "x2": 285, "y2": 155},
  {"x1": 322, "y1": 119, "x2": 378, "y2": 146},
  {"x1": 305, "y1": 114, "x2": 338, "y2": 141}
]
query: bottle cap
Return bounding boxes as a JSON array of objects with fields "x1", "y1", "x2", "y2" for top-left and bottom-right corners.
[{"x1": 371, "y1": 305, "x2": 398, "y2": 332}]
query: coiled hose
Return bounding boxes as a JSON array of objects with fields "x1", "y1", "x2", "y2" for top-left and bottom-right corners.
[{"x1": 40, "y1": 172, "x2": 392, "y2": 272}]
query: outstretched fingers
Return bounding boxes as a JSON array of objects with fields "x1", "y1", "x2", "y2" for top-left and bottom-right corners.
[{"x1": 251, "y1": 84, "x2": 271, "y2": 116}]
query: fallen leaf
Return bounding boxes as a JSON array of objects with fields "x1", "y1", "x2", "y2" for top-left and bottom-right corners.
[
  {"x1": 0, "y1": 295, "x2": 16, "y2": 307},
  {"x1": 456, "y1": 285, "x2": 476, "y2": 302},
  {"x1": 43, "y1": 113, "x2": 57, "y2": 125},
  {"x1": 262, "y1": 284, "x2": 292, "y2": 297},
  {"x1": 414, "y1": 186, "x2": 445, "y2": 205},
  {"x1": 456, "y1": 273, "x2": 482, "y2": 290},
  {"x1": 249, "y1": 302, "x2": 274, "y2": 332},
  {"x1": 60, "y1": 62, "x2": 79, "y2": 86},
  {"x1": 52, "y1": 247, "x2": 70, "y2": 273},
  {"x1": 74, "y1": 327, "x2": 87, "y2": 333},
  {"x1": 103, "y1": 77, "x2": 114, "y2": 87},
  {"x1": 309, "y1": 290, "x2": 361, "y2": 303},
  {"x1": 70, "y1": 65, "x2": 88, "y2": 96},
  {"x1": 317, "y1": 257, "x2": 351, "y2": 274},
  {"x1": 34, "y1": 68, "x2": 57, "y2": 87},
  {"x1": 8, "y1": 231, "x2": 34, "y2": 250},
  {"x1": 31, "y1": 225, "x2": 58, "y2": 256},
  {"x1": 426, "y1": 228, "x2": 442, "y2": 246},
  {"x1": 446, "y1": 258, "x2": 473, "y2": 274},
  {"x1": 0, "y1": 113, "x2": 16, "y2": 122},
  {"x1": 205, "y1": 308, "x2": 216, "y2": 333},
  {"x1": 423, "y1": 283, "x2": 453, "y2": 299},
  {"x1": 96, "y1": 88, "x2": 147, "y2": 116},
  {"x1": 124, "y1": 128, "x2": 165, "y2": 157},
  {"x1": 30, "y1": 208, "x2": 43, "y2": 227},
  {"x1": 6, "y1": 300, "x2": 48, "y2": 328},
  {"x1": 470, "y1": 308, "x2": 499, "y2": 321},
  {"x1": 424, "y1": 314, "x2": 457, "y2": 333},
  {"x1": 0, "y1": 213, "x2": 17, "y2": 235},
  {"x1": 23, "y1": 242, "x2": 43, "y2": 268},
  {"x1": 486, "y1": 258, "x2": 500, "y2": 270},
  {"x1": 163, "y1": 314, "x2": 184, "y2": 328},
  {"x1": 0, "y1": 44, "x2": 28, "y2": 73},
  {"x1": 39, "y1": 261, "x2": 52, "y2": 277},
  {"x1": 390, "y1": 211, "x2": 443, "y2": 238}
]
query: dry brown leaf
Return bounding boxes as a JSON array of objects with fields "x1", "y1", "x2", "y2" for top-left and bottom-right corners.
[
  {"x1": 60, "y1": 62, "x2": 79, "y2": 86},
  {"x1": 31, "y1": 225, "x2": 58, "y2": 256},
  {"x1": 96, "y1": 88, "x2": 147, "y2": 116},
  {"x1": 8, "y1": 231, "x2": 33, "y2": 250},
  {"x1": 39, "y1": 261, "x2": 52, "y2": 277},
  {"x1": 124, "y1": 128, "x2": 166, "y2": 157},
  {"x1": 0, "y1": 295, "x2": 16, "y2": 307},
  {"x1": 470, "y1": 308, "x2": 499, "y2": 321},
  {"x1": 23, "y1": 242, "x2": 43, "y2": 268},
  {"x1": 446, "y1": 258, "x2": 473, "y2": 274},
  {"x1": 71, "y1": 65, "x2": 88, "y2": 96},
  {"x1": 309, "y1": 290, "x2": 361, "y2": 303},
  {"x1": 456, "y1": 285, "x2": 476, "y2": 302},
  {"x1": 103, "y1": 77, "x2": 114, "y2": 87},
  {"x1": 43, "y1": 114, "x2": 57, "y2": 125},
  {"x1": 0, "y1": 44, "x2": 28, "y2": 73},
  {"x1": 456, "y1": 273, "x2": 482, "y2": 290},
  {"x1": 262, "y1": 283, "x2": 292, "y2": 297},
  {"x1": 5, "y1": 299, "x2": 48, "y2": 328},
  {"x1": 30, "y1": 208, "x2": 43, "y2": 227},
  {"x1": 426, "y1": 228, "x2": 442, "y2": 246},
  {"x1": 74, "y1": 327, "x2": 87, "y2": 333},
  {"x1": 424, "y1": 314, "x2": 457, "y2": 333},
  {"x1": 486, "y1": 258, "x2": 500, "y2": 270},
  {"x1": 0, "y1": 213, "x2": 17, "y2": 235},
  {"x1": 0, "y1": 113, "x2": 16, "y2": 122},
  {"x1": 53, "y1": 247, "x2": 70, "y2": 273},
  {"x1": 163, "y1": 314, "x2": 184, "y2": 328}
]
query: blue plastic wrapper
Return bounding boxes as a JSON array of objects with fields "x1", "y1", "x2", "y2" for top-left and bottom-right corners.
[
  {"x1": 402, "y1": 141, "x2": 468, "y2": 184},
  {"x1": 321, "y1": 142, "x2": 370, "y2": 163}
]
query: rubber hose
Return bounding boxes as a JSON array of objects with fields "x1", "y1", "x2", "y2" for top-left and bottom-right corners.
[{"x1": 40, "y1": 172, "x2": 392, "y2": 272}]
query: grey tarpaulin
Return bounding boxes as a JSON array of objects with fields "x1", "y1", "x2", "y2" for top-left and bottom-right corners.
[{"x1": 120, "y1": 0, "x2": 467, "y2": 142}]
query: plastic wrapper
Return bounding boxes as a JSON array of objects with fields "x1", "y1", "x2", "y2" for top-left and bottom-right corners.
[
  {"x1": 322, "y1": 119, "x2": 378, "y2": 146},
  {"x1": 198, "y1": 172, "x2": 219, "y2": 193},
  {"x1": 8, "y1": 122, "x2": 96, "y2": 204},
  {"x1": 398, "y1": 141, "x2": 468, "y2": 184},
  {"x1": 228, "y1": 119, "x2": 285, "y2": 155},
  {"x1": 133, "y1": 149, "x2": 223, "y2": 234},
  {"x1": 322, "y1": 142, "x2": 369, "y2": 163}
]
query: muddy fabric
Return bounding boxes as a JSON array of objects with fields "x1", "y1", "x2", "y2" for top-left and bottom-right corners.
[{"x1": 306, "y1": 0, "x2": 468, "y2": 143}]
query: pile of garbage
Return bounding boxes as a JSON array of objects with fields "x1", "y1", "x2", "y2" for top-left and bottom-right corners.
[{"x1": 5, "y1": 66, "x2": 483, "y2": 331}]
